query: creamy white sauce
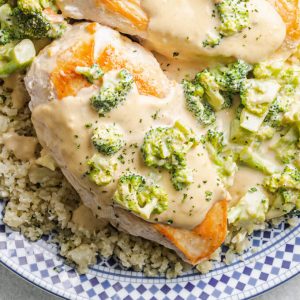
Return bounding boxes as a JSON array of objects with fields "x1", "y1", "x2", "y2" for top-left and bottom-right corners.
[
  {"x1": 228, "y1": 167, "x2": 264, "y2": 207},
  {"x1": 32, "y1": 75, "x2": 228, "y2": 229},
  {"x1": 72, "y1": 204, "x2": 108, "y2": 231},
  {"x1": 141, "y1": 0, "x2": 286, "y2": 63},
  {"x1": 3, "y1": 133, "x2": 38, "y2": 161},
  {"x1": 4, "y1": 73, "x2": 29, "y2": 109}
]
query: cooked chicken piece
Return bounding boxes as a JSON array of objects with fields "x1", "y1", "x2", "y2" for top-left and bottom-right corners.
[
  {"x1": 55, "y1": 0, "x2": 298, "y2": 63},
  {"x1": 25, "y1": 22, "x2": 229, "y2": 265}
]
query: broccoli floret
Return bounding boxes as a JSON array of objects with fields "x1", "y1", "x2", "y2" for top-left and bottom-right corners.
[
  {"x1": 230, "y1": 105, "x2": 276, "y2": 143},
  {"x1": 239, "y1": 146, "x2": 278, "y2": 175},
  {"x1": 0, "y1": 39, "x2": 36, "y2": 77},
  {"x1": 202, "y1": 33, "x2": 221, "y2": 48},
  {"x1": 253, "y1": 63, "x2": 300, "y2": 129},
  {"x1": 197, "y1": 69, "x2": 225, "y2": 110},
  {"x1": 241, "y1": 79, "x2": 280, "y2": 116},
  {"x1": 213, "y1": 60, "x2": 252, "y2": 93},
  {"x1": 253, "y1": 61, "x2": 284, "y2": 80},
  {"x1": 86, "y1": 154, "x2": 117, "y2": 186},
  {"x1": 205, "y1": 129, "x2": 225, "y2": 155},
  {"x1": 113, "y1": 173, "x2": 168, "y2": 220},
  {"x1": 216, "y1": 0, "x2": 250, "y2": 37},
  {"x1": 228, "y1": 187, "x2": 269, "y2": 234},
  {"x1": 183, "y1": 60, "x2": 251, "y2": 121},
  {"x1": 264, "y1": 167, "x2": 300, "y2": 217},
  {"x1": 256, "y1": 125, "x2": 276, "y2": 141},
  {"x1": 75, "y1": 64, "x2": 104, "y2": 83},
  {"x1": 282, "y1": 101, "x2": 300, "y2": 132},
  {"x1": 228, "y1": 187, "x2": 269, "y2": 233},
  {"x1": 92, "y1": 124, "x2": 124, "y2": 155},
  {"x1": 263, "y1": 97, "x2": 287, "y2": 129},
  {"x1": 0, "y1": 4, "x2": 12, "y2": 45},
  {"x1": 264, "y1": 166, "x2": 300, "y2": 192},
  {"x1": 238, "y1": 79, "x2": 280, "y2": 133},
  {"x1": 230, "y1": 118, "x2": 253, "y2": 144},
  {"x1": 141, "y1": 121, "x2": 199, "y2": 190},
  {"x1": 204, "y1": 129, "x2": 237, "y2": 186},
  {"x1": 182, "y1": 78, "x2": 216, "y2": 126},
  {"x1": 171, "y1": 167, "x2": 194, "y2": 191},
  {"x1": 91, "y1": 69, "x2": 133, "y2": 116},
  {"x1": 0, "y1": 1, "x2": 66, "y2": 44},
  {"x1": 267, "y1": 188, "x2": 300, "y2": 218},
  {"x1": 271, "y1": 127, "x2": 299, "y2": 164},
  {"x1": 196, "y1": 60, "x2": 252, "y2": 110},
  {"x1": 0, "y1": 28, "x2": 10, "y2": 44},
  {"x1": 279, "y1": 67, "x2": 300, "y2": 96}
]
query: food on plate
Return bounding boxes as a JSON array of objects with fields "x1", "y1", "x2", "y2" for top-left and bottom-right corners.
[
  {"x1": 0, "y1": 0, "x2": 299, "y2": 276},
  {"x1": 56, "y1": 0, "x2": 299, "y2": 63},
  {"x1": 25, "y1": 22, "x2": 229, "y2": 264},
  {"x1": 0, "y1": 0, "x2": 66, "y2": 76}
]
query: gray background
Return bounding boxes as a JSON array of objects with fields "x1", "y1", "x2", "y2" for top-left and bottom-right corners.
[{"x1": 0, "y1": 264, "x2": 299, "y2": 299}]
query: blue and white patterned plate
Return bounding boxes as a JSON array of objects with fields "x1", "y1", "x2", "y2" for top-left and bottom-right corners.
[{"x1": 0, "y1": 201, "x2": 299, "y2": 300}]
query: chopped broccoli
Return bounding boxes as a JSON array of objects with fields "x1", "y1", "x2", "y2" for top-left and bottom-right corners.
[
  {"x1": 264, "y1": 166, "x2": 300, "y2": 192},
  {"x1": 113, "y1": 173, "x2": 168, "y2": 220},
  {"x1": 202, "y1": 33, "x2": 221, "y2": 48},
  {"x1": 253, "y1": 63, "x2": 300, "y2": 129},
  {"x1": 0, "y1": 1, "x2": 66, "y2": 76},
  {"x1": 75, "y1": 64, "x2": 104, "y2": 83},
  {"x1": 182, "y1": 78, "x2": 216, "y2": 126},
  {"x1": 196, "y1": 60, "x2": 251, "y2": 110},
  {"x1": 228, "y1": 187, "x2": 269, "y2": 233},
  {"x1": 183, "y1": 60, "x2": 251, "y2": 122},
  {"x1": 263, "y1": 97, "x2": 288, "y2": 129},
  {"x1": 267, "y1": 188, "x2": 300, "y2": 218},
  {"x1": 86, "y1": 154, "x2": 117, "y2": 186},
  {"x1": 92, "y1": 124, "x2": 124, "y2": 155},
  {"x1": 141, "y1": 121, "x2": 199, "y2": 190},
  {"x1": 253, "y1": 61, "x2": 284, "y2": 80},
  {"x1": 212, "y1": 60, "x2": 252, "y2": 93},
  {"x1": 283, "y1": 101, "x2": 300, "y2": 132},
  {"x1": 171, "y1": 167, "x2": 194, "y2": 191},
  {"x1": 239, "y1": 109, "x2": 269, "y2": 133},
  {"x1": 239, "y1": 79, "x2": 280, "y2": 132},
  {"x1": 197, "y1": 69, "x2": 225, "y2": 110},
  {"x1": 264, "y1": 167, "x2": 300, "y2": 217},
  {"x1": 256, "y1": 125, "x2": 276, "y2": 141},
  {"x1": 271, "y1": 127, "x2": 299, "y2": 164},
  {"x1": 0, "y1": 39, "x2": 36, "y2": 77},
  {"x1": 91, "y1": 69, "x2": 133, "y2": 116},
  {"x1": 0, "y1": 3, "x2": 12, "y2": 45},
  {"x1": 205, "y1": 129, "x2": 225, "y2": 155},
  {"x1": 230, "y1": 118, "x2": 253, "y2": 144},
  {"x1": 239, "y1": 146, "x2": 278, "y2": 175},
  {"x1": 216, "y1": 0, "x2": 250, "y2": 37},
  {"x1": 0, "y1": 28, "x2": 10, "y2": 45},
  {"x1": 241, "y1": 79, "x2": 280, "y2": 116},
  {"x1": 204, "y1": 129, "x2": 237, "y2": 186},
  {"x1": 0, "y1": 1, "x2": 66, "y2": 44}
]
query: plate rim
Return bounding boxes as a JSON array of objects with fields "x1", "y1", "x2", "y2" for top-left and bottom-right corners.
[{"x1": 1, "y1": 245, "x2": 300, "y2": 300}]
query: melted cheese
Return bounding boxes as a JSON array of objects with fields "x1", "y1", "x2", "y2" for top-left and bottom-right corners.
[
  {"x1": 32, "y1": 77, "x2": 228, "y2": 230},
  {"x1": 141, "y1": 0, "x2": 286, "y2": 63}
]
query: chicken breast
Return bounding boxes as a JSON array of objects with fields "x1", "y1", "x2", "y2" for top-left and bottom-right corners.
[
  {"x1": 55, "y1": 0, "x2": 299, "y2": 63},
  {"x1": 25, "y1": 22, "x2": 229, "y2": 265}
]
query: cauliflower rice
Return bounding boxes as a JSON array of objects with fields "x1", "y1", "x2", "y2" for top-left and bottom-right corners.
[{"x1": 0, "y1": 73, "x2": 298, "y2": 277}]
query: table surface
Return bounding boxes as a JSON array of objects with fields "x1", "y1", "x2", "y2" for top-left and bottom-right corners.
[{"x1": 0, "y1": 264, "x2": 299, "y2": 300}]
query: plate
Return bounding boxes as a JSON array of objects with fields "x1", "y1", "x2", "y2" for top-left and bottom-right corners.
[{"x1": 0, "y1": 201, "x2": 299, "y2": 300}]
